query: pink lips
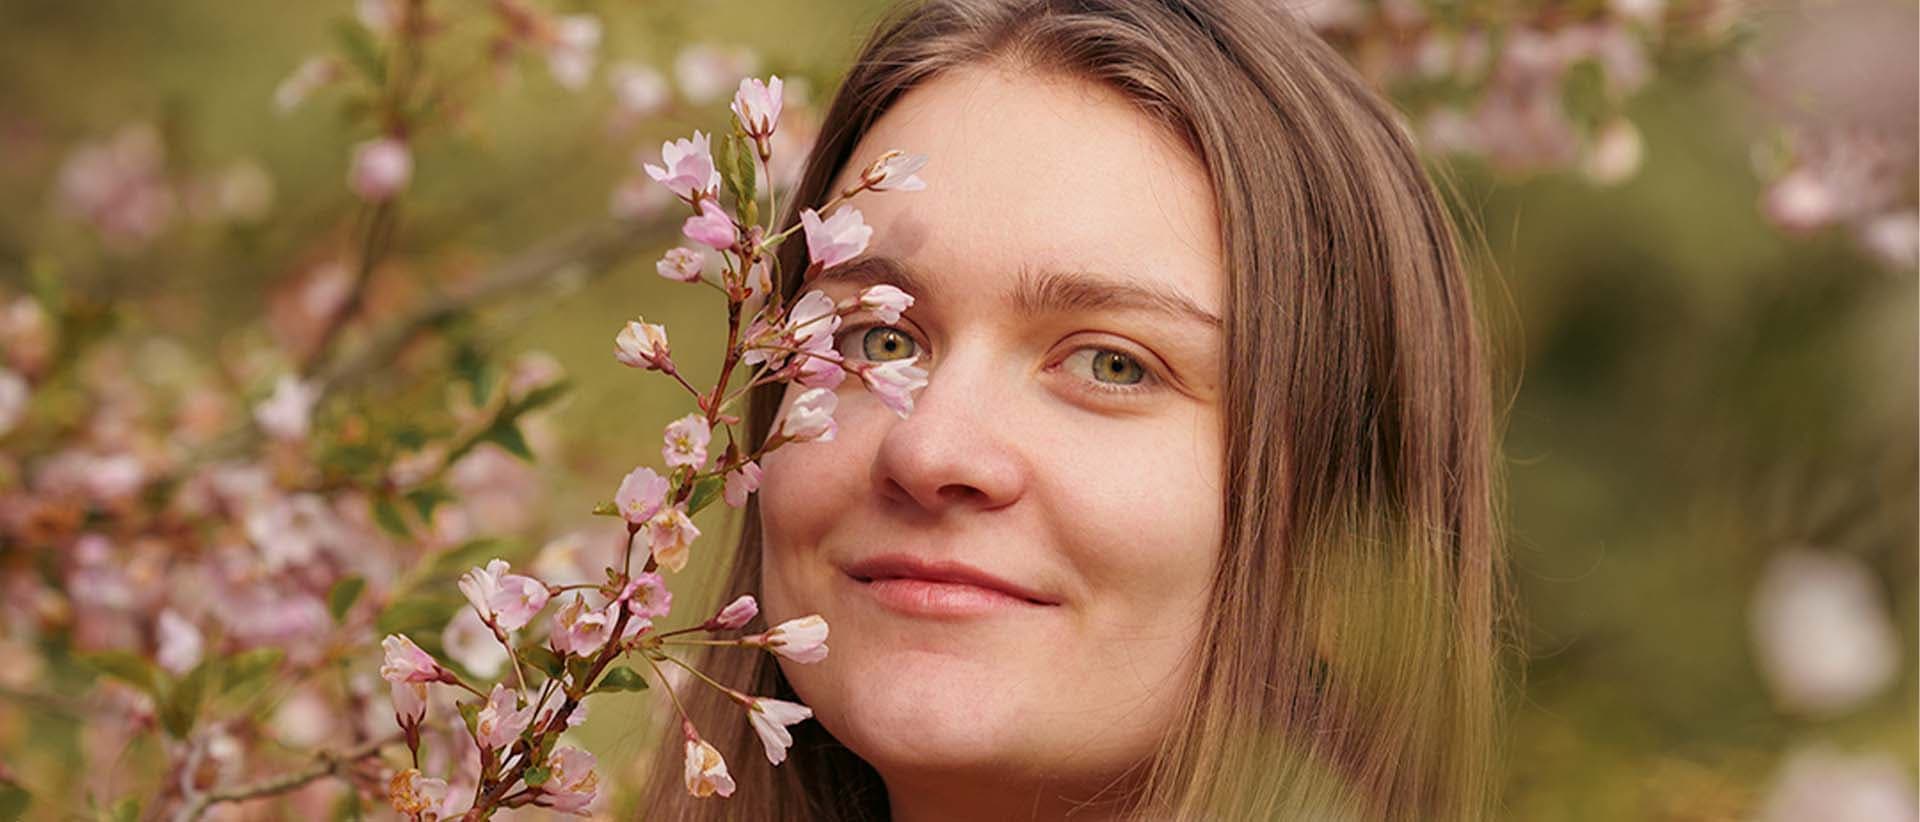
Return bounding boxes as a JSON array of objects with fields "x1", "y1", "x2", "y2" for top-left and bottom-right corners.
[{"x1": 842, "y1": 554, "x2": 1059, "y2": 618}]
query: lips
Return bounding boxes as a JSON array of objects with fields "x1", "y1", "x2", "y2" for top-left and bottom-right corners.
[{"x1": 842, "y1": 554, "x2": 1060, "y2": 607}]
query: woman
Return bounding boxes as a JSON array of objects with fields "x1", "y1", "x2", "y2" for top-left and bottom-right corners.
[{"x1": 647, "y1": 0, "x2": 1506, "y2": 818}]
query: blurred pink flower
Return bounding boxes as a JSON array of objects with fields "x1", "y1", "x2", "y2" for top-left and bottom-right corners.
[
  {"x1": 1760, "y1": 745, "x2": 1916, "y2": 822},
  {"x1": 645, "y1": 505, "x2": 700, "y2": 573},
  {"x1": 682, "y1": 199, "x2": 738, "y2": 250},
  {"x1": 657, "y1": 247, "x2": 705, "y2": 283},
  {"x1": 443, "y1": 607, "x2": 508, "y2": 679},
  {"x1": 800, "y1": 206, "x2": 871, "y2": 270},
  {"x1": 722, "y1": 461, "x2": 761, "y2": 509},
  {"x1": 673, "y1": 44, "x2": 759, "y2": 104},
  {"x1": 731, "y1": 76, "x2": 784, "y2": 141},
  {"x1": 860, "y1": 358, "x2": 928, "y2": 418},
  {"x1": 858, "y1": 284, "x2": 914, "y2": 324},
  {"x1": 154, "y1": 609, "x2": 203, "y2": 676},
  {"x1": 1750, "y1": 549, "x2": 1900, "y2": 717},
  {"x1": 609, "y1": 174, "x2": 672, "y2": 221},
  {"x1": 348, "y1": 137, "x2": 412, "y2": 203},
  {"x1": 545, "y1": 14, "x2": 601, "y2": 90},
  {"x1": 747, "y1": 697, "x2": 813, "y2": 765},
  {"x1": 542, "y1": 745, "x2": 600, "y2": 814},
  {"x1": 616, "y1": 466, "x2": 670, "y2": 525},
  {"x1": 254, "y1": 374, "x2": 317, "y2": 441},
  {"x1": 779, "y1": 388, "x2": 837, "y2": 443},
  {"x1": 683, "y1": 737, "x2": 736, "y2": 798},
  {"x1": 274, "y1": 56, "x2": 342, "y2": 115},
  {"x1": 644, "y1": 131, "x2": 720, "y2": 203},
  {"x1": 708, "y1": 594, "x2": 759, "y2": 632},
  {"x1": 609, "y1": 61, "x2": 670, "y2": 117},
  {"x1": 761, "y1": 614, "x2": 828, "y2": 663},
  {"x1": 357, "y1": 0, "x2": 401, "y2": 35},
  {"x1": 615, "y1": 318, "x2": 672, "y2": 371},
  {"x1": 52, "y1": 123, "x2": 176, "y2": 252},
  {"x1": 473, "y1": 684, "x2": 534, "y2": 750},
  {"x1": 0, "y1": 369, "x2": 27, "y2": 437}
]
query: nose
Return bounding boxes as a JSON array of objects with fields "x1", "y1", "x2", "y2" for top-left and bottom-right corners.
[{"x1": 869, "y1": 353, "x2": 1029, "y2": 516}]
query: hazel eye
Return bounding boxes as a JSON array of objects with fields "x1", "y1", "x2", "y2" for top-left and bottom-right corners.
[
  {"x1": 841, "y1": 326, "x2": 919, "y2": 362},
  {"x1": 1057, "y1": 347, "x2": 1157, "y2": 398}
]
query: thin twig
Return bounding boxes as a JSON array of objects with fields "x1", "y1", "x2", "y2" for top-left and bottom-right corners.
[{"x1": 172, "y1": 733, "x2": 399, "y2": 822}]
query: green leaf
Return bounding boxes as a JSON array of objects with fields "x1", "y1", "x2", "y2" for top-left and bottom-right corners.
[
  {"x1": 687, "y1": 474, "x2": 727, "y2": 516},
  {"x1": 591, "y1": 665, "x2": 650, "y2": 694},
  {"x1": 482, "y1": 420, "x2": 533, "y2": 461},
  {"x1": 372, "y1": 496, "x2": 410, "y2": 538},
  {"x1": 331, "y1": 19, "x2": 386, "y2": 87},
  {"x1": 0, "y1": 783, "x2": 28, "y2": 822},
  {"x1": 722, "y1": 131, "x2": 759, "y2": 224},
  {"x1": 509, "y1": 380, "x2": 570, "y2": 417},
  {"x1": 453, "y1": 343, "x2": 494, "y2": 406},
  {"x1": 591, "y1": 500, "x2": 619, "y2": 517},
  {"x1": 328, "y1": 576, "x2": 368, "y2": 623},
  {"x1": 159, "y1": 662, "x2": 212, "y2": 739},
  {"x1": 220, "y1": 648, "x2": 285, "y2": 694},
  {"x1": 108, "y1": 797, "x2": 140, "y2": 822},
  {"x1": 405, "y1": 486, "x2": 454, "y2": 523},
  {"x1": 424, "y1": 538, "x2": 511, "y2": 579},
  {"x1": 376, "y1": 596, "x2": 462, "y2": 638},
  {"x1": 81, "y1": 651, "x2": 159, "y2": 697},
  {"x1": 330, "y1": 789, "x2": 365, "y2": 822},
  {"x1": 523, "y1": 765, "x2": 552, "y2": 787},
  {"x1": 522, "y1": 645, "x2": 565, "y2": 679}
]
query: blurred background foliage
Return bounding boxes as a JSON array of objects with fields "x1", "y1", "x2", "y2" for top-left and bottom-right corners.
[{"x1": 0, "y1": 0, "x2": 1912, "y2": 818}]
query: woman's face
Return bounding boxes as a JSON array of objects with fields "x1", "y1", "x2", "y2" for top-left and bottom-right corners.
[{"x1": 758, "y1": 64, "x2": 1226, "y2": 798}]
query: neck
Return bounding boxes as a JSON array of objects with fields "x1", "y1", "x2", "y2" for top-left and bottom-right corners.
[{"x1": 882, "y1": 769, "x2": 1138, "y2": 822}]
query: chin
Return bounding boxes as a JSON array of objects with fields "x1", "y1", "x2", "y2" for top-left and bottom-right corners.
[{"x1": 779, "y1": 634, "x2": 1033, "y2": 773}]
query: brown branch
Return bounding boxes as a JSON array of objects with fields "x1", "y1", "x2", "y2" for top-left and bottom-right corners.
[{"x1": 172, "y1": 733, "x2": 400, "y2": 822}]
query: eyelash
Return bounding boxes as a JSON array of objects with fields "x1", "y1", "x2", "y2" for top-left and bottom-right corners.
[{"x1": 833, "y1": 321, "x2": 1165, "y2": 399}]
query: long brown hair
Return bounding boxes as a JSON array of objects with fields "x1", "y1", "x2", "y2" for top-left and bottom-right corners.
[{"x1": 642, "y1": 0, "x2": 1507, "y2": 818}]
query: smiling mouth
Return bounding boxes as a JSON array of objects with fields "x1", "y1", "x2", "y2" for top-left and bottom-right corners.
[
  {"x1": 848, "y1": 571, "x2": 1058, "y2": 607},
  {"x1": 840, "y1": 555, "x2": 1060, "y2": 619}
]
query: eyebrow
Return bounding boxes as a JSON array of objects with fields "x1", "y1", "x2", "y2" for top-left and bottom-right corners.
[{"x1": 810, "y1": 254, "x2": 1223, "y2": 330}]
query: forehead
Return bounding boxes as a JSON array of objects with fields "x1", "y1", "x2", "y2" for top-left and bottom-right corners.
[{"x1": 822, "y1": 64, "x2": 1224, "y2": 313}]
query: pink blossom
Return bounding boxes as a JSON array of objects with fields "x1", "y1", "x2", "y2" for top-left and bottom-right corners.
[
  {"x1": 737, "y1": 315, "x2": 783, "y2": 366},
  {"x1": 645, "y1": 505, "x2": 701, "y2": 573},
  {"x1": 388, "y1": 769, "x2": 449, "y2": 816},
  {"x1": 682, "y1": 199, "x2": 738, "y2": 250},
  {"x1": 615, "y1": 466, "x2": 670, "y2": 525},
  {"x1": 747, "y1": 697, "x2": 814, "y2": 765},
  {"x1": 614, "y1": 319, "x2": 672, "y2": 371},
  {"x1": 545, "y1": 14, "x2": 602, "y2": 91},
  {"x1": 643, "y1": 131, "x2": 720, "y2": 203},
  {"x1": 457, "y1": 559, "x2": 550, "y2": 632},
  {"x1": 800, "y1": 206, "x2": 872, "y2": 270},
  {"x1": 785, "y1": 290, "x2": 842, "y2": 352},
  {"x1": 609, "y1": 62, "x2": 669, "y2": 117},
  {"x1": 391, "y1": 681, "x2": 428, "y2": 724},
  {"x1": 662, "y1": 412, "x2": 711, "y2": 469},
  {"x1": 858, "y1": 284, "x2": 914, "y2": 324},
  {"x1": 730, "y1": 76, "x2": 784, "y2": 141},
  {"x1": 541, "y1": 745, "x2": 600, "y2": 814},
  {"x1": 795, "y1": 349, "x2": 845, "y2": 390},
  {"x1": 380, "y1": 634, "x2": 446, "y2": 684},
  {"x1": 778, "y1": 388, "x2": 837, "y2": 443},
  {"x1": 551, "y1": 594, "x2": 615, "y2": 657},
  {"x1": 1581, "y1": 119, "x2": 1643, "y2": 186},
  {"x1": 860, "y1": 358, "x2": 929, "y2": 418},
  {"x1": 760, "y1": 615, "x2": 829, "y2": 663},
  {"x1": 538, "y1": 698, "x2": 588, "y2": 732},
  {"x1": 708, "y1": 594, "x2": 759, "y2": 631},
  {"x1": 253, "y1": 374, "x2": 317, "y2": 441},
  {"x1": 273, "y1": 56, "x2": 341, "y2": 115},
  {"x1": 722, "y1": 461, "x2": 762, "y2": 509},
  {"x1": 861, "y1": 150, "x2": 929, "y2": 192},
  {"x1": 620, "y1": 572, "x2": 673, "y2": 619},
  {"x1": 656, "y1": 247, "x2": 705, "y2": 283},
  {"x1": 683, "y1": 737, "x2": 736, "y2": 798},
  {"x1": 473, "y1": 684, "x2": 535, "y2": 750},
  {"x1": 348, "y1": 137, "x2": 411, "y2": 202},
  {"x1": 356, "y1": 0, "x2": 400, "y2": 35},
  {"x1": 53, "y1": 123, "x2": 175, "y2": 252}
]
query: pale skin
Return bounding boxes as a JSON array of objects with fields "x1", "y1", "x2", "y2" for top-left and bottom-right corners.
[{"x1": 759, "y1": 63, "x2": 1228, "y2": 822}]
